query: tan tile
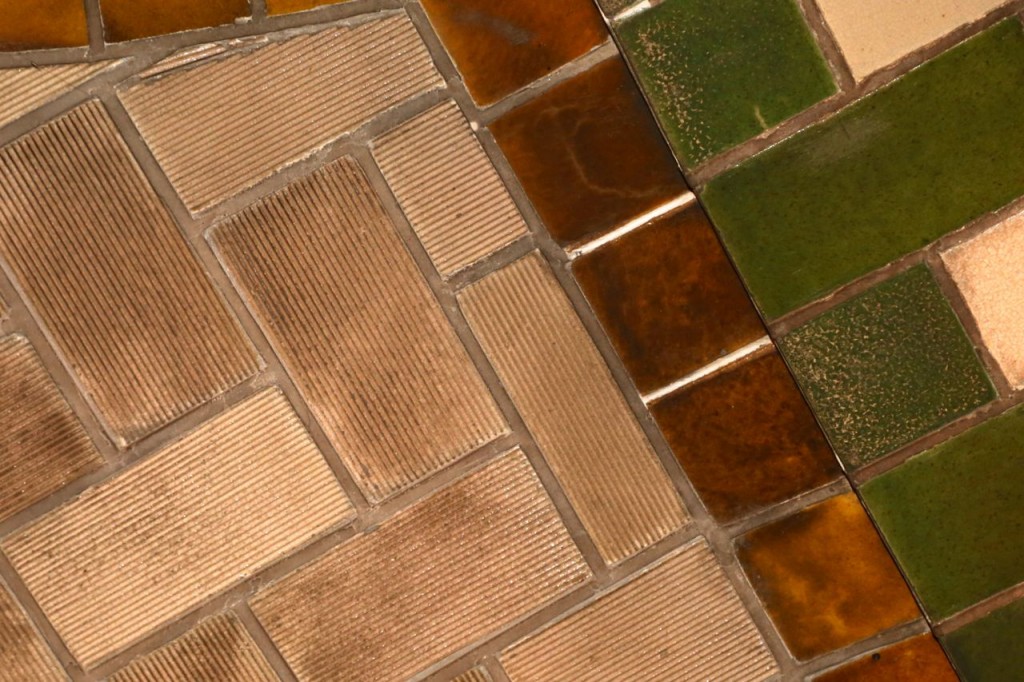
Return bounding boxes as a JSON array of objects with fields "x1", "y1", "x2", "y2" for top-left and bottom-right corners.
[
  {"x1": 120, "y1": 15, "x2": 442, "y2": 212},
  {"x1": 3, "y1": 389, "x2": 353, "y2": 669},
  {"x1": 0, "y1": 581, "x2": 64, "y2": 682},
  {"x1": 373, "y1": 101, "x2": 528, "y2": 277},
  {"x1": 502, "y1": 540, "x2": 778, "y2": 681},
  {"x1": 0, "y1": 102, "x2": 259, "y2": 445},
  {"x1": 451, "y1": 669, "x2": 492, "y2": 682},
  {"x1": 0, "y1": 62, "x2": 112, "y2": 129},
  {"x1": 251, "y1": 451, "x2": 590, "y2": 682},
  {"x1": 459, "y1": 254, "x2": 687, "y2": 564},
  {"x1": 210, "y1": 158, "x2": 507, "y2": 501}
]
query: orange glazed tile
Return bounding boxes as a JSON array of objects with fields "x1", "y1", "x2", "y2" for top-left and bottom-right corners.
[
  {"x1": 266, "y1": 0, "x2": 347, "y2": 15},
  {"x1": 0, "y1": 0, "x2": 87, "y2": 49},
  {"x1": 100, "y1": 0, "x2": 249, "y2": 42},
  {"x1": 0, "y1": 62, "x2": 111, "y2": 129},
  {"x1": 0, "y1": 581, "x2": 64, "y2": 681},
  {"x1": 736, "y1": 493, "x2": 920, "y2": 660},
  {"x1": 812, "y1": 634, "x2": 958, "y2": 682}
]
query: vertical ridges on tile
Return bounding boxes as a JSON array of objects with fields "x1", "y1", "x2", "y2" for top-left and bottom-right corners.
[
  {"x1": 0, "y1": 61, "x2": 112, "y2": 129},
  {"x1": 451, "y1": 668, "x2": 493, "y2": 682},
  {"x1": 0, "y1": 582, "x2": 65, "y2": 681}
]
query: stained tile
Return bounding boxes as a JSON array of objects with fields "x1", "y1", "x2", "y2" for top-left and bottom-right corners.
[
  {"x1": 0, "y1": 581, "x2": 64, "y2": 681},
  {"x1": 0, "y1": 62, "x2": 112, "y2": 129},
  {"x1": 651, "y1": 349, "x2": 840, "y2": 523},
  {"x1": 451, "y1": 669, "x2": 491, "y2": 682},
  {"x1": 459, "y1": 253, "x2": 687, "y2": 564},
  {"x1": 419, "y1": 0, "x2": 607, "y2": 106},
  {"x1": 812, "y1": 634, "x2": 957, "y2": 682},
  {"x1": 0, "y1": 102, "x2": 259, "y2": 445},
  {"x1": 781, "y1": 266, "x2": 994, "y2": 468},
  {"x1": 703, "y1": 20, "x2": 1024, "y2": 318},
  {"x1": 490, "y1": 57, "x2": 687, "y2": 246},
  {"x1": 0, "y1": 0, "x2": 88, "y2": 49},
  {"x1": 736, "y1": 493, "x2": 920, "y2": 660},
  {"x1": 210, "y1": 159, "x2": 507, "y2": 502},
  {"x1": 3, "y1": 389, "x2": 353, "y2": 669},
  {"x1": 573, "y1": 202, "x2": 764, "y2": 393},
  {"x1": 942, "y1": 598, "x2": 1024, "y2": 681},
  {"x1": 502, "y1": 540, "x2": 778, "y2": 681},
  {"x1": 251, "y1": 452, "x2": 591, "y2": 682},
  {"x1": 100, "y1": 0, "x2": 249, "y2": 42},
  {"x1": 266, "y1": 0, "x2": 347, "y2": 14}
]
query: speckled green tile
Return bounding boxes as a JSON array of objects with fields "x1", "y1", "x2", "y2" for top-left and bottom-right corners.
[
  {"x1": 942, "y1": 598, "x2": 1024, "y2": 681},
  {"x1": 704, "y1": 20, "x2": 1024, "y2": 319},
  {"x1": 617, "y1": 0, "x2": 835, "y2": 168},
  {"x1": 781, "y1": 266, "x2": 994, "y2": 468}
]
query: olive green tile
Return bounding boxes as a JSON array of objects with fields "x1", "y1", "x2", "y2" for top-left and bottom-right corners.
[
  {"x1": 943, "y1": 598, "x2": 1024, "y2": 682},
  {"x1": 617, "y1": 0, "x2": 835, "y2": 168},
  {"x1": 781, "y1": 266, "x2": 994, "y2": 468},
  {"x1": 704, "y1": 20, "x2": 1024, "y2": 318}
]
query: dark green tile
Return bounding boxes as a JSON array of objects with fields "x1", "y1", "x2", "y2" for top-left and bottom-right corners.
[
  {"x1": 862, "y1": 405, "x2": 1024, "y2": 621},
  {"x1": 781, "y1": 266, "x2": 994, "y2": 468},
  {"x1": 617, "y1": 0, "x2": 835, "y2": 168},
  {"x1": 943, "y1": 598, "x2": 1024, "y2": 681},
  {"x1": 703, "y1": 20, "x2": 1024, "y2": 319}
]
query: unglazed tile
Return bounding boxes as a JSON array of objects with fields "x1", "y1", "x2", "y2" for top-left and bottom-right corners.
[
  {"x1": 0, "y1": 582, "x2": 64, "y2": 681},
  {"x1": 251, "y1": 452, "x2": 591, "y2": 682},
  {"x1": 120, "y1": 15, "x2": 442, "y2": 212},
  {"x1": 459, "y1": 253, "x2": 687, "y2": 564},
  {"x1": 100, "y1": 0, "x2": 249, "y2": 42},
  {"x1": 736, "y1": 493, "x2": 920, "y2": 660},
  {"x1": 210, "y1": 159, "x2": 507, "y2": 501},
  {"x1": 373, "y1": 101, "x2": 528, "y2": 276},
  {"x1": 3, "y1": 389, "x2": 353, "y2": 669},
  {"x1": 0, "y1": 0, "x2": 87, "y2": 49},
  {"x1": 812, "y1": 634, "x2": 957, "y2": 682},
  {"x1": 450, "y1": 668, "x2": 492, "y2": 682},
  {"x1": 0, "y1": 62, "x2": 111, "y2": 129},
  {"x1": 943, "y1": 597, "x2": 1024, "y2": 681},
  {"x1": 0, "y1": 102, "x2": 259, "y2": 445}
]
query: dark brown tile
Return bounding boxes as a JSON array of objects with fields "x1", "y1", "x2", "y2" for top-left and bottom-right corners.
[
  {"x1": 100, "y1": 0, "x2": 249, "y2": 42},
  {"x1": 813, "y1": 634, "x2": 957, "y2": 682},
  {"x1": 0, "y1": 0, "x2": 88, "y2": 50}
]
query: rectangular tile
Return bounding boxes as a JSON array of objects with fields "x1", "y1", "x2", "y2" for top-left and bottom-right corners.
[
  {"x1": 0, "y1": 0, "x2": 87, "y2": 49},
  {"x1": 0, "y1": 582, "x2": 64, "y2": 681},
  {"x1": 100, "y1": 0, "x2": 249, "y2": 41},
  {"x1": 812, "y1": 634, "x2": 957, "y2": 682},
  {"x1": 451, "y1": 669, "x2": 492, "y2": 682},
  {"x1": 942, "y1": 597, "x2": 1024, "y2": 681},
  {"x1": 267, "y1": 0, "x2": 347, "y2": 15},
  {"x1": 0, "y1": 62, "x2": 111, "y2": 129}
]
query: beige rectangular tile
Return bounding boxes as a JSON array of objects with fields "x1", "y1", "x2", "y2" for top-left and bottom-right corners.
[
  {"x1": 458, "y1": 253, "x2": 687, "y2": 563},
  {"x1": 251, "y1": 451, "x2": 591, "y2": 682},
  {"x1": 210, "y1": 158, "x2": 507, "y2": 501},
  {"x1": 120, "y1": 14, "x2": 443, "y2": 212},
  {"x1": 0, "y1": 582, "x2": 65, "y2": 682},
  {"x1": 3, "y1": 389, "x2": 353, "y2": 669},
  {"x1": 451, "y1": 669, "x2": 492, "y2": 682},
  {"x1": 0, "y1": 62, "x2": 112, "y2": 130},
  {"x1": 0, "y1": 102, "x2": 260, "y2": 445}
]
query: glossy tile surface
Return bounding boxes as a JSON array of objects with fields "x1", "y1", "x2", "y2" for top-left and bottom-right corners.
[
  {"x1": 0, "y1": 581, "x2": 64, "y2": 681},
  {"x1": 100, "y1": 0, "x2": 249, "y2": 42},
  {"x1": 266, "y1": 0, "x2": 345, "y2": 14},
  {"x1": 943, "y1": 598, "x2": 1024, "y2": 681},
  {"x1": 0, "y1": 62, "x2": 111, "y2": 129},
  {"x1": 0, "y1": 0, "x2": 88, "y2": 49},
  {"x1": 813, "y1": 635, "x2": 958, "y2": 682}
]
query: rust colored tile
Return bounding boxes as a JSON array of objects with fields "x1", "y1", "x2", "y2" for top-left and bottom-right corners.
[
  {"x1": 651, "y1": 349, "x2": 841, "y2": 523},
  {"x1": 0, "y1": 62, "x2": 112, "y2": 129},
  {"x1": 419, "y1": 0, "x2": 607, "y2": 106},
  {"x1": 490, "y1": 58, "x2": 687, "y2": 246},
  {"x1": 503, "y1": 540, "x2": 778, "y2": 681},
  {"x1": 451, "y1": 668, "x2": 492, "y2": 682},
  {"x1": 100, "y1": 0, "x2": 249, "y2": 42},
  {"x1": 266, "y1": 0, "x2": 348, "y2": 15},
  {"x1": 812, "y1": 634, "x2": 957, "y2": 682},
  {"x1": 0, "y1": 0, "x2": 87, "y2": 49},
  {"x1": 0, "y1": 581, "x2": 64, "y2": 681},
  {"x1": 210, "y1": 159, "x2": 506, "y2": 501},
  {"x1": 373, "y1": 101, "x2": 528, "y2": 276},
  {"x1": 459, "y1": 253, "x2": 687, "y2": 564},
  {"x1": 0, "y1": 102, "x2": 259, "y2": 445},
  {"x1": 736, "y1": 493, "x2": 920, "y2": 660},
  {"x1": 3, "y1": 389, "x2": 353, "y2": 669},
  {"x1": 120, "y1": 15, "x2": 442, "y2": 212},
  {"x1": 251, "y1": 452, "x2": 591, "y2": 682}
]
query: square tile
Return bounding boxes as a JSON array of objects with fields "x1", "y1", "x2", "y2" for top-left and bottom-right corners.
[
  {"x1": 0, "y1": 0, "x2": 87, "y2": 49},
  {"x1": 99, "y1": 0, "x2": 249, "y2": 41},
  {"x1": 811, "y1": 634, "x2": 957, "y2": 682},
  {"x1": 942, "y1": 597, "x2": 1024, "y2": 681}
]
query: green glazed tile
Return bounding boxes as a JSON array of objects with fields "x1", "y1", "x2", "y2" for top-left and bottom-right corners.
[
  {"x1": 781, "y1": 265, "x2": 994, "y2": 468},
  {"x1": 943, "y1": 598, "x2": 1024, "y2": 681},
  {"x1": 617, "y1": 0, "x2": 835, "y2": 167},
  {"x1": 862, "y1": 406, "x2": 1024, "y2": 621},
  {"x1": 703, "y1": 20, "x2": 1024, "y2": 319}
]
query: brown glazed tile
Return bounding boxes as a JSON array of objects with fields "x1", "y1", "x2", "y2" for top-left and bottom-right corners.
[
  {"x1": 0, "y1": 0, "x2": 88, "y2": 50},
  {"x1": 3, "y1": 389, "x2": 353, "y2": 669},
  {"x1": 251, "y1": 452, "x2": 591, "y2": 682},
  {"x1": 573, "y1": 203, "x2": 765, "y2": 393},
  {"x1": 419, "y1": 0, "x2": 607, "y2": 106},
  {"x1": 210, "y1": 159, "x2": 507, "y2": 501},
  {"x1": 490, "y1": 57, "x2": 688, "y2": 246},
  {"x1": 100, "y1": 0, "x2": 249, "y2": 42},
  {"x1": 651, "y1": 349, "x2": 841, "y2": 523},
  {"x1": 266, "y1": 0, "x2": 347, "y2": 14},
  {"x1": 0, "y1": 62, "x2": 111, "y2": 129},
  {"x1": 0, "y1": 102, "x2": 259, "y2": 445},
  {"x1": 736, "y1": 493, "x2": 920, "y2": 660},
  {"x1": 812, "y1": 634, "x2": 958, "y2": 682},
  {"x1": 0, "y1": 581, "x2": 64, "y2": 681}
]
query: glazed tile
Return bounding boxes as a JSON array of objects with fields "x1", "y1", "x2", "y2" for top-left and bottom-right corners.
[
  {"x1": 266, "y1": 0, "x2": 346, "y2": 15},
  {"x1": 595, "y1": 0, "x2": 632, "y2": 16},
  {"x1": 781, "y1": 266, "x2": 994, "y2": 468},
  {"x1": 0, "y1": 0, "x2": 88, "y2": 49},
  {"x1": 0, "y1": 62, "x2": 111, "y2": 129},
  {"x1": 0, "y1": 581, "x2": 64, "y2": 681},
  {"x1": 812, "y1": 634, "x2": 957, "y2": 682},
  {"x1": 99, "y1": 0, "x2": 249, "y2": 42},
  {"x1": 942, "y1": 598, "x2": 1024, "y2": 681},
  {"x1": 704, "y1": 20, "x2": 1024, "y2": 318}
]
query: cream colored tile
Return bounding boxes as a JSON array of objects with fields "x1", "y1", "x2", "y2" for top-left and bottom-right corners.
[
  {"x1": 450, "y1": 668, "x2": 492, "y2": 682},
  {"x1": 0, "y1": 61, "x2": 112, "y2": 129}
]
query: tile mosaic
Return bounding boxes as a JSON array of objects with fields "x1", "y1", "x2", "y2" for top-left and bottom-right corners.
[
  {"x1": 781, "y1": 265, "x2": 994, "y2": 468},
  {"x1": 266, "y1": 0, "x2": 344, "y2": 16},
  {"x1": 736, "y1": 493, "x2": 920, "y2": 660},
  {"x1": 451, "y1": 669, "x2": 492, "y2": 682},
  {"x1": 0, "y1": 0, "x2": 88, "y2": 50},
  {"x1": 0, "y1": 581, "x2": 64, "y2": 681},
  {"x1": 490, "y1": 57, "x2": 687, "y2": 246},
  {"x1": 99, "y1": 0, "x2": 249, "y2": 42},
  {"x1": 704, "y1": 20, "x2": 1024, "y2": 318},
  {"x1": 0, "y1": 62, "x2": 111, "y2": 129},
  {"x1": 3, "y1": 389, "x2": 353, "y2": 668},
  {"x1": 211, "y1": 158, "x2": 507, "y2": 502},
  {"x1": 0, "y1": 102, "x2": 260, "y2": 445},
  {"x1": 943, "y1": 597, "x2": 1024, "y2": 681},
  {"x1": 812, "y1": 634, "x2": 957, "y2": 682},
  {"x1": 459, "y1": 253, "x2": 687, "y2": 564},
  {"x1": 251, "y1": 452, "x2": 590, "y2": 682}
]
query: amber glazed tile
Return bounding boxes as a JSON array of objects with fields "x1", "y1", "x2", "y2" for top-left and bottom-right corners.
[
  {"x1": 460, "y1": 254, "x2": 687, "y2": 563},
  {"x1": 100, "y1": 0, "x2": 248, "y2": 42},
  {"x1": 211, "y1": 159, "x2": 506, "y2": 501},
  {"x1": 419, "y1": 0, "x2": 606, "y2": 106},
  {"x1": 503, "y1": 540, "x2": 777, "y2": 681},
  {"x1": 120, "y1": 15, "x2": 442, "y2": 212},
  {"x1": 0, "y1": 62, "x2": 111, "y2": 129},
  {"x1": 373, "y1": 101, "x2": 528, "y2": 276},
  {"x1": 812, "y1": 634, "x2": 957, "y2": 682},
  {"x1": 0, "y1": 102, "x2": 259, "y2": 445},
  {"x1": 0, "y1": 0, "x2": 87, "y2": 49},
  {"x1": 573, "y1": 202, "x2": 765, "y2": 393},
  {"x1": 3, "y1": 389, "x2": 353, "y2": 668},
  {"x1": 266, "y1": 0, "x2": 347, "y2": 15},
  {"x1": 490, "y1": 57, "x2": 688, "y2": 246},
  {"x1": 736, "y1": 493, "x2": 919, "y2": 660},
  {"x1": 0, "y1": 582, "x2": 63, "y2": 681},
  {"x1": 251, "y1": 452, "x2": 590, "y2": 682}
]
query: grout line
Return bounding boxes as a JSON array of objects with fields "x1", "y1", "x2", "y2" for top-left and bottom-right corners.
[
  {"x1": 250, "y1": 0, "x2": 268, "y2": 22},
  {"x1": 796, "y1": 0, "x2": 856, "y2": 91},
  {"x1": 641, "y1": 335, "x2": 773, "y2": 404},
  {"x1": 82, "y1": 0, "x2": 106, "y2": 54},
  {"x1": 614, "y1": 0, "x2": 653, "y2": 23},
  {"x1": 723, "y1": 479, "x2": 850, "y2": 540},
  {"x1": 795, "y1": 619, "x2": 932, "y2": 680},
  {"x1": 568, "y1": 192, "x2": 695, "y2": 258},
  {"x1": 234, "y1": 602, "x2": 297, "y2": 682},
  {"x1": 936, "y1": 579, "x2": 1024, "y2": 636}
]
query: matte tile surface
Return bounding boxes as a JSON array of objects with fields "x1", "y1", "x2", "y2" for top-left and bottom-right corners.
[
  {"x1": 0, "y1": 62, "x2": 111, "y2": 129},
  {"x1": 943, "y1": 598, "x2": 1024, "y2": 682},
  {"x1": 451, "y1": 670, "x2": 491, "y2": 682},
  {"x1": 0, "y1": 0, "x2": 88, "y2": 49},
  {"x1": 0, "y1": 582, "x2": 64, "y2": 681},
  {"x1": 100, "y1": 0, "x2": 249, "y2": 42},
  {"x1": 813, "y1": 634, "x2": 957, "y2": 682}
]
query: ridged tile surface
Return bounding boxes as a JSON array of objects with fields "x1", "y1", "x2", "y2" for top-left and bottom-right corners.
[
  {"x1": 0, "y1": 102, "x2": 259, "y2": 445},
  {"x1": 0, "y1": 62, "x2": 111, "y2": 129},
  {"x1": 210, "y1": 159, "x2": 507, "y2": 501},
  {"x1": 451, "y1": 669, "x2": 492, "y2": 682},
  {"x1": 252, "y1": 452, "x2": 590, "y2": 682},
  {"x1": 3, "y1": 389, "x2": 354, "y2": 669},
  {"x1": 120, "y1": 15, "x2": 442, "y2": 212},
  {"x1": 459, "y1": 253, "x2": 687, "y2": 563},
  {"x1": 0, "y1": 582, "x2": 64, "y2": 682}
]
